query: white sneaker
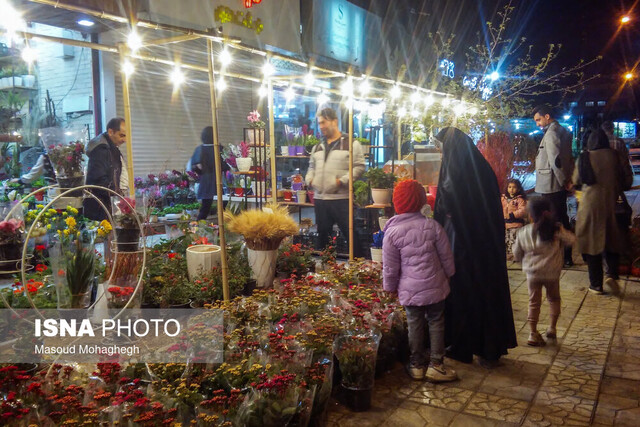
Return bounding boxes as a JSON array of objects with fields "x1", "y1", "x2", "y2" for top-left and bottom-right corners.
[
  {"x1": 406, "y1": 365, "x2": 425, "y2": 380},
  {"x1": 425, "y1": 363, "x2": 458, "y2": 383}
]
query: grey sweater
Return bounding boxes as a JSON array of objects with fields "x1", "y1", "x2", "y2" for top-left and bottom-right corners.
[{"x1": 512, "y1": 224, "x2": 576, "y2": 281}]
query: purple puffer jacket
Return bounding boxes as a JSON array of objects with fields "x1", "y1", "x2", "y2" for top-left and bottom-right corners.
[{"x1": 382, "y1": 212, "x2": 455, "y2": 306}]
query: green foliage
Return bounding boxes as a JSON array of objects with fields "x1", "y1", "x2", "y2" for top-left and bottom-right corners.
[
  {"x1": 66, "y1": 239, "x2": 95, "y2": 297},
  {"x1": 353, "y1": 180, "x2": 370, "y2": 207},
  {"x1": 364, "y1": 168, "x2": 397, "y2": 189}
]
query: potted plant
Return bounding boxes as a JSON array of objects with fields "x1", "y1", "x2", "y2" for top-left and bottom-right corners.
[
  {"x1": 246, "y1": 110, "x2": 265, "y2": 145},
  {"x1": 304, "y1": 135, "x2": 321, "y2": 155},
  {"x1": 353, "y1": 180, "x2": 370, "y2": 207},
  {"x1": 112, "y1": 197, "x2": 142, "y2": 252},
  {"x1": 356, "y1": 137, "x2": 370, "y2": 155},
  {"x1": 61, "y1": 230, "x2": 96, "y2": 308},
  {"x1": 364, "y1": 168, "x2": 396, "y2": 205},
  {"x1": 370, "y1": 230, "x2": 383, "y2": 263},
  {"x1": 0, "y1": 218, "x2": 24, "y2": 266},
  {"x1": 46, "y1": 141, "x2": 85, "y2": 194},
  {"x1": 225, "y1": 203, "x2": 298, "y2": 288},
  {"x1": 232, "y1": 176, "x2": 245, "y2": 197},
  {"x1": 235, "y1": 141, "x2": 253, "y2": 172},
  {"x1": 276, "y1": 242, "x2": 314, "y2": 277},
  {"x1": 186, "y1": 239, "x2": 221, "y2": 281},
  {"x1": 333, "y1": 329, "x2": 382, "y2": 411}
]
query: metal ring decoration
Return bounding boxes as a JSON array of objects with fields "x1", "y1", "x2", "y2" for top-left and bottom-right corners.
[{"x1": 1, "y1": 185, "x2": 147, "y2": 327}]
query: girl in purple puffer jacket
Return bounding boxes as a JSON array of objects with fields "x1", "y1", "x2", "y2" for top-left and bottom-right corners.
[{"x1": 382, "y1": 180, "x2": 458, "y2": 382}]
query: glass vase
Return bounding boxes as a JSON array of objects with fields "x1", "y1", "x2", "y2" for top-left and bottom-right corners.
[{"x1": 50, "y1": 230, "x2": 96, "y2": 309}]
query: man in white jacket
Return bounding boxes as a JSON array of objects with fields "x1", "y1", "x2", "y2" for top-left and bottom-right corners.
[
  {"x1": 306, "y1": 108, "x2": 365, "y2": 256},
  {"x1": 533, "y1": 105, "x2": 575, "y2": 266}
]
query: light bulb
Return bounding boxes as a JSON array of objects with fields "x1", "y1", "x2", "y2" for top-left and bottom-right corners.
[
  {"x1": 258, "y1": 85, "x2": 268, "y2": 98},
  {"x1": 410, "y1": 92, "x2": 421, "y2": 105},
  {"x1": 360, "y1": 79, "x2": 370, "y2": 96},
  {"x1": 217, "y1": 78, "x2": 227, "y2": 91},
  {"x1": 122, "y1": 60, "x2": 135, "y2": 77},
  {"x1": 127, "y1": 30, "x2": 142, "y2": 52},
  {"x1": 21, "y1": 46, "x2": 36, "y2": 63},
  {"x1": 424, "y1": 95, "x2": 434, "y2": 107},
  {"x1": 285, "y1": 86, "x2": 295, "y2": 101},
  {"x1": 219, "y1": 48, "x2": 232, "y2": 66},
  {"x1": 262, "y1": 62, "x2": 274, "y2": 76},
  {"x1": 390, "y1": 85, "x2": 401, "y2": 99},
  {"x1": 304, "y1": 72, "x2": 315, "y2": 87},
  {"x1": 341, "y1": 77, "x2": 354, "y2": 97}
]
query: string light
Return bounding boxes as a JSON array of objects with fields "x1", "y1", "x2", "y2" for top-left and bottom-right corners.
[
  {"x1": 262, "y1": 62, "x2": 275, "y2": 76},
  {"x1": 122, "y1": 60, "x2": 135, "y2": 77},
  {"x1": 219, "y1": 48, "x2": 232, "y2": 66},
  {"x1": 489, "y1": 71, "x2": 500, "y2": 81},
  {"x1": 454, "y1": 102, "x2": 466, "y2": 116},
  {"x1": 127, "y1": 30, "x2": 142, "y2": 52},
  {"x1": 424, "y1": 95, "x2": 435, "y2": 107},
  {"x1": 410, "y1": 91, "x2": 421, "y2": 105},
  {"x1": 21, "y1": 45, "x2": 37, "y2": 63},
  {"x1": 169, "y1": 66, "x2": 185, "y2": 87},
  {"x1": 359, "y1": 79, "x2": 370, "y2": 96},
  {"x1": 318, "y1": 91, "x2": 329, "y2": 105},
  {"x1": 217, "y1": 78, "x2": 227, "y2": 91},
  {"x1": 341, "y1": 77, "x2": 354, "y2": 97},
  {"x1": 258, "y1": 85, "x2": 268, "y2": 97},
  {"x1": 469, "y1": 106, "x2": 478, "y2": 116},
  {"x1": 304, "y1": 72, "x2": 315, "y2": 87},
  {"x1": 390, "y1": 84, "x2": 401, "y2": 99},
  {"x1": 0, "y1": 0, "x2": 26, "y2": 41},
  {"x1": 398, "y1": 106, "x2": 407, "y2": 117},
  {"x1": 285, "y1": 86, "x2": 296, "y2": 101}
]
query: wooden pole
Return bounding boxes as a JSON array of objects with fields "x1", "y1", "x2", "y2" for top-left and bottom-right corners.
[
  {"x1": 348, "y1": 99, "x2": 354, "y2": 262},
  {"x1": 397, "y1": 119, "x2": 402, "y2": 163},
  {"x1": 206, "y1": 39, "x2": 230, "y2": 301},
  {"x1": 267, "y1": 78, "x2": 277, "y2": 204},
  {"x1": 117, "y1": 44, "x2": 135, "y2": 199}
]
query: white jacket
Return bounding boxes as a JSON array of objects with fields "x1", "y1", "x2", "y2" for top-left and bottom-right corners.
[
  {"x1": 513, "y1": 224, "x2": 576, "y2": 281},
  {"x1": 305, "y1": 134, "x2": 365, "y2": 200}
]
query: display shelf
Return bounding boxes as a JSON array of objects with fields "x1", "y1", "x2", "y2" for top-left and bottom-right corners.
[
  {"x1": 231, "y1": 170, "x2": 260, "y2": 175},
  {"x1": 276, "y1": 155, "x2": 310, "y2": 159},
  {"x1": 0, "y1": 86, "x2": 37, "y2": 92},
  {"x1": 279, "y1": 201, "x2": 314, "y2": 207},
  {"x1": 365, "y1": 203, "x2": 392, "y2": 209},
  {"x1": 369, "y1": 145, "x2": 394, "y2": 148}
]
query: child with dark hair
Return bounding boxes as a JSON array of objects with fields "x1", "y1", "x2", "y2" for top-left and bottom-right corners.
[
  {"x1": 502, "y1": 178, "x2": 527, "y2": 260},
  {"x1": 513, "y1": 197, "x2": 575, "y2": 346}
]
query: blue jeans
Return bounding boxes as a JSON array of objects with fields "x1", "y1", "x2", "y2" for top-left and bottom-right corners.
[{"x1": 405, "y1": 301, "x2": 446, "y2": 367}]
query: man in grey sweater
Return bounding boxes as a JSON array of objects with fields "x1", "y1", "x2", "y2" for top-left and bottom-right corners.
[{"x1": 306, "y1": 108, "x2": 365, "y2": 256}]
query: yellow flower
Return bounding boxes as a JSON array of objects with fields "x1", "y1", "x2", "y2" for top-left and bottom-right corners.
[
  {"x1": 36, "y1": 204, "x2": 44, "y2": 210},
  {"x1": 48, "y1": 209, "x2": 57, "y2": 215},
  {"x1": 65, "y1": 217, "x2": 77, "y2": 229},
  {"x1": 67, "y1": 206, "x2": 78, "y2": 215},
  {"x1": 63, "y1": 229, "x2": 69, "y2": 236},
  {"x1": 100, "y1": 220, "x2": 112, "y2": 232},
  {"x1": 47, "y1": 224, "x2": 52, "y2": 229}
]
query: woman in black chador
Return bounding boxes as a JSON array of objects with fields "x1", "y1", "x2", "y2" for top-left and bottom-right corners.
[{"x1": 433, "y1": 127, "x2": 517, "y2": 366}]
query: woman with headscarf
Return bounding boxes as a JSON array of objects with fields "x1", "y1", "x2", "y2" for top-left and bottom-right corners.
[
  {"x1": 573, "y1": 129, "x2": 632, "y2": 294},
  {"x1": 433, "y1": 127, "x2": 517, "y2": 366}
]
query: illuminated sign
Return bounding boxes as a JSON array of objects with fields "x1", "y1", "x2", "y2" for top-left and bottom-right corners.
[
  {"x1": 244, "y1": 0, "x2": 262, "y2": 7},
  {"x1": 439, "y1": 59, "x2": 455, "y2": 79}
]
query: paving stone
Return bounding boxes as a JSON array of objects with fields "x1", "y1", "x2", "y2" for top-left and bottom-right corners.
[
  {"x1": 415, "y1": 406, "x2": 457, "y2": 426},
  {"x1": 524, "y1": 391, "x2": 594, "y2": 426},
  {"x1": 384, "y1": 408, "x2": 427, "y2": 427},
  {"x1": 408, "y1": 383, "x2": 473, "y2": 411},
  {"x1": 463, "y1": 392, "x2": 528, "y2": 423},
  {"x1": 450, "y1": 413, "x2": 519, "y2": 427}
]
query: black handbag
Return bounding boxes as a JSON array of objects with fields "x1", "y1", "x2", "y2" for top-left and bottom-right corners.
[{"x1": 615, "y1": 192, "x2": 632, "y2": 228}]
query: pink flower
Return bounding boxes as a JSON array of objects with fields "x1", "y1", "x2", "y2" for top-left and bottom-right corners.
[
  {"x1": 0, "y1": 219, "x2": 23, "y2": 234},
  {"x1": 167, "y1": 183, "x2": 176, "y2": 191},
  {"x1": 66, "y1": 156, "x2": 73, "y2": 162},
  {"x1": 247, "y1": 110, "x2": 261, "y2": 123},
  {"x1": 117, "y1": 197, "x2": 136, "y2": 215}
]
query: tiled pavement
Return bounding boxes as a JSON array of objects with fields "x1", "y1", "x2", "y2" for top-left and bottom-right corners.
[{"x1": 326, "y1": 266, "x2": 640, "y2": 426}]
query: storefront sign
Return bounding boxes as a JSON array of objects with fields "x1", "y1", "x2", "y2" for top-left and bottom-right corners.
[
  {"x1": 244, "y1": 0, "x2": 262, "y2": 7},
  {"x1": 305, "y1": 0, "x2": 367, "y2": 68},
  {"x1": 214, "y1": 6, "x2": 264, "y2": 34}
]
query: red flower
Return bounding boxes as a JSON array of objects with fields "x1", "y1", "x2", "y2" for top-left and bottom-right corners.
[
  {"x1": 35, "y1": 264, "x2": 47, "y2": 272},
  {"x1": 168, "y1": 253, "x2": 176, "y2": 259},
  {"x1": 35, "y1": 245, "x2": 46, "y2": 252}
]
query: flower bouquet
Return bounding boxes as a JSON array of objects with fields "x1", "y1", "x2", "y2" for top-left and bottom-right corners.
[
  {"x1": 46, "y1": 140, "x2": 85, "y2": 193},
  {"x1": 0, "y1": 218, "x2": 24, "y2": 265},
  {"x1": 236, "y1": 141, "x2": 253, "y2": 172},
  {"x1": 112, "y1": 197, "x2": 143, "y2": 252},
  {"x1": 246, "y1": 110, "x2": 265, "y2": 145},
  {"x1": 333, "y1": 329, "x2": 382, "y2": 411}
]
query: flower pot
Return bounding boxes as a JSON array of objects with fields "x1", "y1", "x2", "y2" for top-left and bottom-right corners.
[
  {"x1": 292, "y1": 181, "x2": 304, "y2": 191},
  {"x1": 288, "y1": 146, "x2": 297, "y2": 156},
  {"x1": 242, "y1": 279, "x2": 257, "y2": 296},
  {"x1": 619, "y1": 264, "x2": 631, "y2": 275},
  {"x1": 370, "y1": 247, "x2": 383, "y2": 263},
  {"x1": 186, "y1": 244, "x2": 221, "y2": 280},
  {"x1": 251, "y1": 181, "x2": 266, "y2": 197},
  {"x1": 371, "y1": 188, "x2": 392, "y2": 205},
  {"x1": 169, "y1": 300, "x2": 192, "y2": 309},
  {"x1": 247, "y1": 248, "x2": 278, "y2": 288},
  {"x1": 56, "y1": 175, "x2": 85, "y2": 197},
  {"x1": 236, "y1": 157, "x2": 253, "y2": 172},
  {"x1": 70, "y1": 292, "x2": 90, "y2": 309},
  {"x1": 115, "y1": 227, "x2": 140, "y2": 252},
  {"x1": 280, "y1": 146, "x2": 289, "y2": 156},
  {"x1": 234, "y1": 187, "x2": 244, "y2": 197},
  {"x1": 296, "y1": 190, "x2": 307, "y2": 204},
  {"x1": 340, "y1": 385, "x2": 373, "y2": 412},
  {"x1": 149, "y1": 214, "x2": 158, "y2": 223},
  {"x1": 22, "y1": 75, "x2": 36, "y2": 87},
  {"x1": 295, "y1": 145, "x2": 305, "y2": 156},
  {"x1": 307, "y1": 191, "x2": 314, "y2": 204},
  {"x1": 360, "y1": 144, "x2": 370, "y2": 155},
  {"x1": 283, "y1": 190, "x2": 293, "y2": 201},
  {"x1": 378, "y1": 217, "x2": 389, "y2": 231}
]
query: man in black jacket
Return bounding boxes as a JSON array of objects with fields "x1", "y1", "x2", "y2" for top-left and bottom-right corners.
[{"x1": 83, "y1": 117, "x2": 127, "y2": 221}]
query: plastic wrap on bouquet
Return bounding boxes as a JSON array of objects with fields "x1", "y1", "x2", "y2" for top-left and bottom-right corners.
[
  {"x1": 106, "y1": 250, "x2": 144, "y2": 309},
  {"x1": 50, "y1": 230, "x2": 96, "y2": 309}
]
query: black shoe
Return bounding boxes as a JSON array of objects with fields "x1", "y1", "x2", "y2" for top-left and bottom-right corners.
[
  {"x1": 589, "y1": 286, "x2": 604, "y2": 295},
  {"x1": 564, "y1": 260, "x2": 574, "y2": 268}
]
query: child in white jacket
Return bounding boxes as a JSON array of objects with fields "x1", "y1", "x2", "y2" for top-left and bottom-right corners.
[{"x1": 513, "y1": 197, "x2": 575, "y2": 346}]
